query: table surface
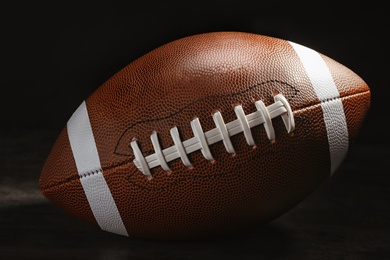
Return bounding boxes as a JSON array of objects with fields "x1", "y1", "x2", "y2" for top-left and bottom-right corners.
[{"x1": 0, "y1": 129, "x2": 389, "y2": 260}]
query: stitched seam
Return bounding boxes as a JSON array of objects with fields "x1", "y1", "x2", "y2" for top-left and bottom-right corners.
[
  {"x1": 41, "y1": 159, "x2": 133, "y2": 190},
  {"x1": 79, "y1": 168, "x2": 103, "y2": 179},
  {"x1": 295, "y1": 90, "x2": 370, "y2": 113}
]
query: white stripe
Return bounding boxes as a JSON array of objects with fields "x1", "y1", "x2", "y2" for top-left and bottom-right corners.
[
  {"x1": 67, "y1": 102, "x2": 101, "y2": 175},
  {"x1": 67, "y1": 101, "x2": 128, "y2": 236},
  {"x1": 321, "y1": 99, "x2": 349, "y2": 175},
  {"x1": 289, "y1": 41, "x2": 349, "y2": 176}
]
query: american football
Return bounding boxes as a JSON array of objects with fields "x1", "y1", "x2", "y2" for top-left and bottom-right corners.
[{"x1": 39, "y1": 31, "x2": 371, "y2": 240}]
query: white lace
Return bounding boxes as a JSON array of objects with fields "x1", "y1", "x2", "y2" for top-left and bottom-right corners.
[{"x1": 131, "y1": 93, "x2": 295, "y2": 179}]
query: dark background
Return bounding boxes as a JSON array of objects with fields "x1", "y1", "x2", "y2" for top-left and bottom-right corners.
[{"x1": 1, "y1": 2, "x2": 389, "y2": 259}]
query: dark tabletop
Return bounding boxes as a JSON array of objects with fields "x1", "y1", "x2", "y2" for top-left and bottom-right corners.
[{"x1": 1, "y1": 3, "x2": 389, "y2": 259}]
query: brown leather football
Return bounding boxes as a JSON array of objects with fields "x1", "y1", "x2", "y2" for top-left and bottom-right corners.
[{"x1": 39, "y1": 31, "x2": 371, "y2": 240}]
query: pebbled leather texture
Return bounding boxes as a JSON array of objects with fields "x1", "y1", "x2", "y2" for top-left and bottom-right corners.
[{"x1": 40, "y1": 31, "x2": 371, "y2": 240}]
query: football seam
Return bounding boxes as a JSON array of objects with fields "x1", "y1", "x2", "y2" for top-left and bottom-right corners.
[
  {"x1": 79, "y1": 168, "x2": 103, "y2": 179},
  {"x1": 295, "y1": 90, "x2": 370, "y2": 113},
  {"x1": 40, "y1": 90, "x2": 370, "y2": 191}
]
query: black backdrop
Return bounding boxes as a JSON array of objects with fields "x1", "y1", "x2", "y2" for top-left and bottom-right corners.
[{"x1": 1, "y1": 2, "x2": 389, "y2": 259}]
